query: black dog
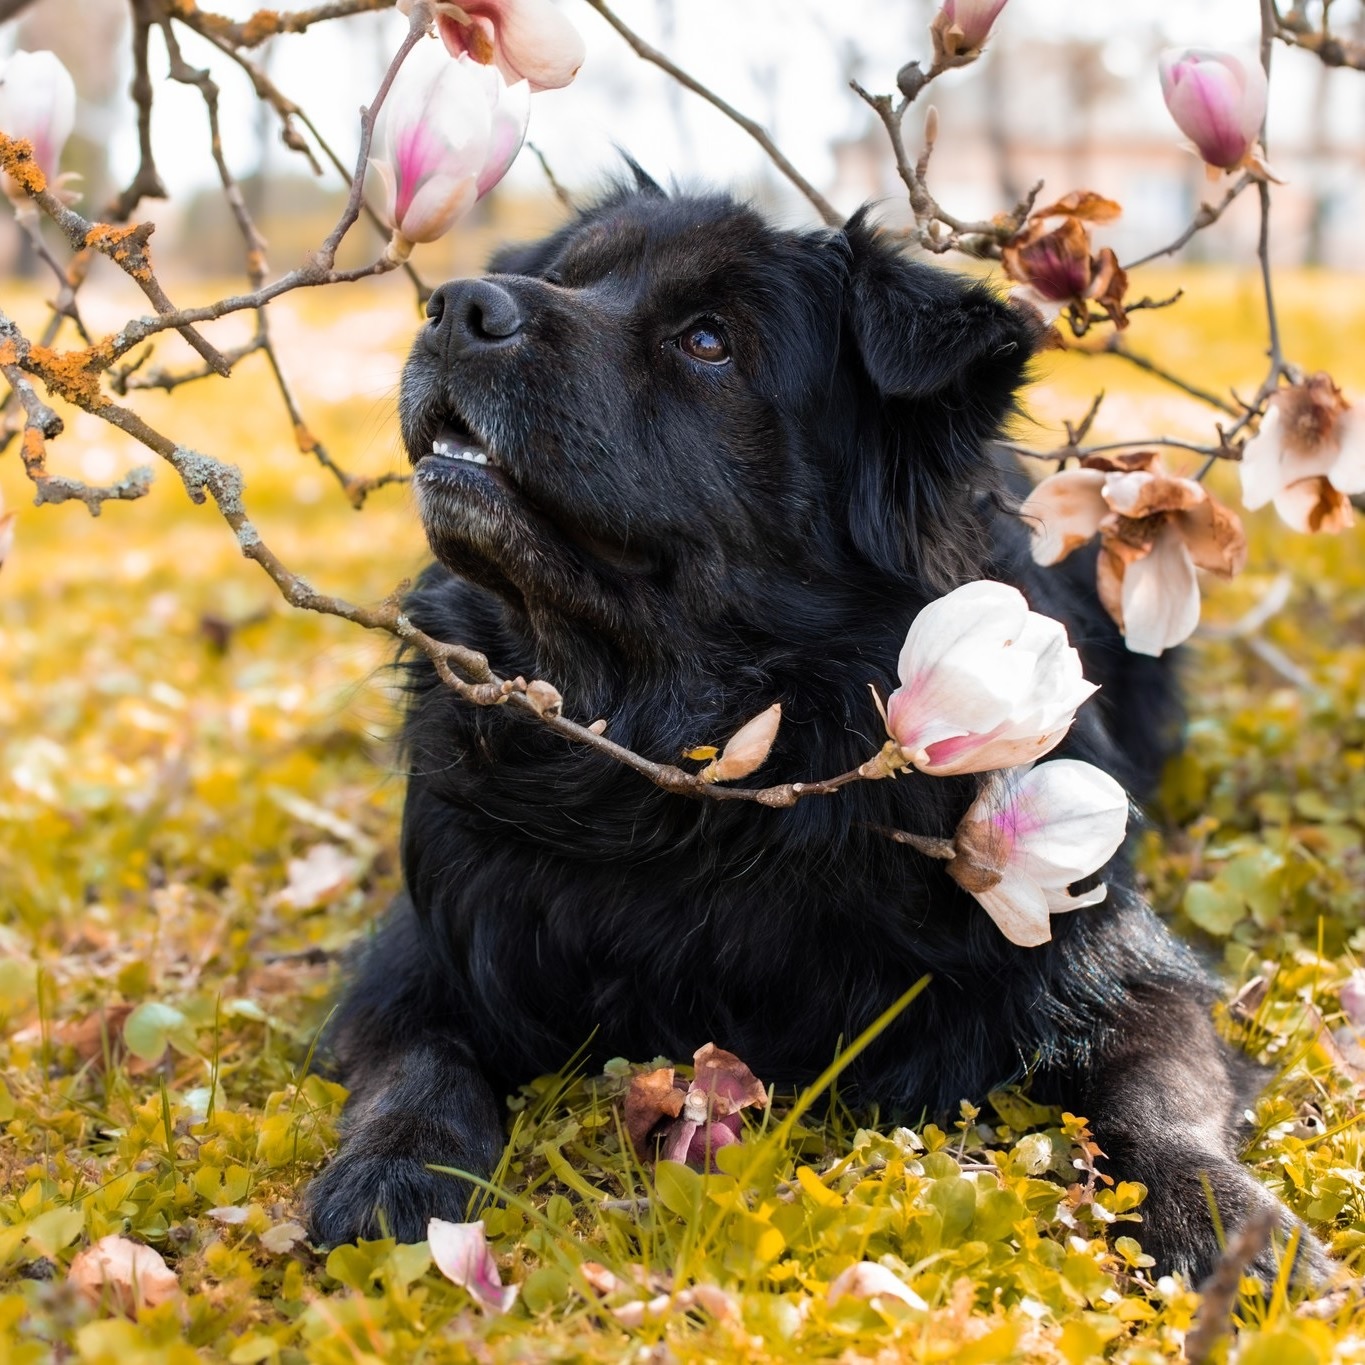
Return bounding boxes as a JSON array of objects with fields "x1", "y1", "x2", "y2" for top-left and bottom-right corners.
[{"x1": 307, "y1": 181, "x2": 1327, "y2": 1285}]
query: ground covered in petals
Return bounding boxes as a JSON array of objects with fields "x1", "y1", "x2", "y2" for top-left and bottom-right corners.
[{"x1": 3, "y1": 269, "x2": 1365, "y2": 1362}]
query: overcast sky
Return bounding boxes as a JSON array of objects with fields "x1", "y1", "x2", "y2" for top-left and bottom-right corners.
[{"x1": 63, "y1": 1, "x2": 1303, "y2": 201}]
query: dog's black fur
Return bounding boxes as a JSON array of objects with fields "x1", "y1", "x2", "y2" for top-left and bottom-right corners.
[{"x1": 307, "y1": 183, "x2": 1328, "y2": 1284}]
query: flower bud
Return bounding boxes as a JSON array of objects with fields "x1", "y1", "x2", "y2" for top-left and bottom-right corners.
[
  {"x1": 930, "y1": 0, "x2": 1010, "y2": 63},
  {"x1": 370, "y1": 48, "x2": 529, "y2": 249},
  {"x1": 700, "y1": 702, "x2": 781, "y2": 783},
  {"x1": 1158, "y1": 49, "x2": 1266, "y2": 173},
  {"x1": 0, "y1": 50, "x2": 76, "y2": 204},
  {"x1": 400, "y1": 0, "x2": 585, "y2": 92}
]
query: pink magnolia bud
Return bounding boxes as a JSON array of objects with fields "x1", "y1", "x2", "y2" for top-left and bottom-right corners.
[
  {"x1": 931, "y1": 0, "x2": 1010, "y2": 60},
  {"x1": 1158, "y1": 49, "x2": 1267, "y2": 173},
  {"x1": 400, "y1": 0, "x2": 585, "y2": 92},
  {"x1": 0, "y1": 49, "x2": 76, "y2": 200},
  {"x1": 370, "y1": 50, "x2": 529, "y2": 251}
]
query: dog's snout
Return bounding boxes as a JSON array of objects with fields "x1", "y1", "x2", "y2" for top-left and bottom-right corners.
[{"x1": 425, "y1": 279, "x2": 523, "y2": 359}]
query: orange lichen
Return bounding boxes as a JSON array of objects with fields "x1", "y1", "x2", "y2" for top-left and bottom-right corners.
[
  {"x1": 84, "y1": 223, "x2": 154, "y2": 284},
  {"x1": 0, "y1": 133, "x2": 46, "y2": 196},
  {"x1": 242, "y1": 11, "x2": 283, "y2": 44},
  {"x1": 0, "y1": 339, "x2": 17, "y2": 367},
  {"x1": 21, "y1": 426, "x2": 47, "y2": 477},
  {"x1": 293, "y1": 423, "x2": 318, "y2": 454},
  {"x1": 28, "y1": 338, "x2": 116, "y2": 407}
]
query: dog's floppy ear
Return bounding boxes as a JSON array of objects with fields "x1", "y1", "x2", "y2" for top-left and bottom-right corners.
[
  {"x1": 844, "y1": 209, "x2": 1043, "y2": 407},
  {"x1": 839, "y1": 211, "x2": 1045, "y2": 588}
]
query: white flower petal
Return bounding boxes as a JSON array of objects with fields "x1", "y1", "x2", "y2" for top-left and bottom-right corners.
[
  {"x1": 1119, "y1": 529, "x2": 1201, "y2": 656},
  {"x1": 827, "y1": 1261, "x2": 927, "y2": 1310},
  {"x1": 1018, "y1": 469, "x2": 1108, "y2": 566},
  {"x1": 1329, "y1": 411, "x2": 1365, "y2": 495},
  {"x1": 972, "y1": 867, "x2": 1054, "y2": 947}
]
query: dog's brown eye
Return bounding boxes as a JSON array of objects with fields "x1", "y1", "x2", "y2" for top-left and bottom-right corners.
[{"x1": 679, "y1": 325, "x2": 729, "y2": 364}]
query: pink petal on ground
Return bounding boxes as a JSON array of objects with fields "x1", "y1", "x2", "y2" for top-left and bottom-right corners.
[{"x1": 428, "y1": 1219, "x2": 518, "y2": 1313}]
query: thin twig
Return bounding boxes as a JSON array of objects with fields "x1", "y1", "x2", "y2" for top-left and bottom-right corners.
[
  {"x1": 1124, "y1": 174, "x2": 1254, "y2": 270},
  {"x1": 580, "y1": 0, "x2": 841, "y2": 226},
  {"x1": 1183, "y1": 1208, "x2": 1276, "y2": 1364}
]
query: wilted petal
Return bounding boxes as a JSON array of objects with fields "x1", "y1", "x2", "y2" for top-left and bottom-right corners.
[
  {"x1": 828, "y1": 1261, "x2": 928, "y2": 1311},
  {"x1": 1018, "y1": 468, "x2": 1108, "y2": 566},
  {"x1": 1032, "y1": 191, "x2": 1123, "y2": 223},
  {"x1": 1176, "y1": 494, "x2": 1247, "y2": 576},
  {"x1": 1119, "y1": 527, "x2": 1201, "y2": 656},
  {"x1": 1242, "y1": 384, "x2": 1348, "y2": 508},
  {"x1": 1002, "y1": 216, "x2": 1093, "y2": 304},
  {"x1": 689, "y1": 1043, "x2": 768, "y2": 1114},
  {"x1": 1273, "y1": 477, "x2": 1355, "y2": 535},
  {"x1": 623, "y1": 1066, "x2": 684, "y2": 1157},
  {"x1": 428, "y1": 1219, "x2": 518, "y2": 1313},
  {"x1": 1101, "y1": 468, "x2": 1205, "y2": 519},
  {"x1": 1159, "y1": 49, "x2": 1267, "y2": 172},
  {"x1": 435, "y1": 0, "x2": 585, "y2": 91},
  {"x1": 68, "y1": 1236, "x2": 180, "y2": 1317}
]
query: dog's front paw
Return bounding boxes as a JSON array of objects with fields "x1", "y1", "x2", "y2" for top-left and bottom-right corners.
[
  {"x1": 306, "y1": 1112, "x2": 500, "y2": 1246},
  {"x1": 1137, "y1": 1157, "x2": 1332, "y2": 1290},
  {"x1": 307, "y1": 1150, "x2": 481, "y2": 1245}
]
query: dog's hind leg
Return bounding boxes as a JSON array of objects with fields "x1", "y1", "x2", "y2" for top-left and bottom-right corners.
[
  {"x1": 1070, "y1": 985, "x2": 1332, "y2": 1288},
  {"x1": 306, "y1": 893, "x2": 505, "y2": 1246}
]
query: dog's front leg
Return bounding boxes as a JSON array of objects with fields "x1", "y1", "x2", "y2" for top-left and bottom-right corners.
[
  {"x1": 307, "y1": 895, "x2": 505, "y2": 1246},
  {"x1": 1072, "y1": 989, "x2": 1331, "y2": 1287}
]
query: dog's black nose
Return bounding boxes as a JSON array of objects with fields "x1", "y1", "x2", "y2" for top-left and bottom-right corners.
[{"x1": 425, "y1": 279, "x2": 523, "y2": 359}]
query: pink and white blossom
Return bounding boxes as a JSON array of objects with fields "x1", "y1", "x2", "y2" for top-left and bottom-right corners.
[
  {"x1": 370, "y1": 49, "x2": 528, "y2": 254},
  {"x1": 947, "y1": 760, "x2": 1130, "y2": 948},
  {"x1": 428, "y1": 1218, "x2": 518, "y2": 1312},
  {"x1": 930, "y1": 0, "x2": 1010, "y2": 60},
  {"x1": 399, "y1": 0, "x2": 585, "y2": 91},
  {"x1": 0, "y1": 50, "x2": 77, "y2": 206},
  {"x1": 1158, "y1": 49, "x2": 1267, "y2": 173},
  {"x1": 881, "y1": 581, "x2": 1097, "y2": 777}
]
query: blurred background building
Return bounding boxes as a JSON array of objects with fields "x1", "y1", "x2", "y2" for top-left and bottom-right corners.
[{"x1": 2, "y1": 0, "x2": 1363, "y2": 278}]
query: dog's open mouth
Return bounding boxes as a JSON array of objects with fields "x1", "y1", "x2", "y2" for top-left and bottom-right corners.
[{"x1": 418, "y1": 412, "x2": 500, "y2": 474}]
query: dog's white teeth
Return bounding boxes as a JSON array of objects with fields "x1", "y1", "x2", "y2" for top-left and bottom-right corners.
[{"x1": 430, "y1": 440, "x2": 491, "y2": 466}]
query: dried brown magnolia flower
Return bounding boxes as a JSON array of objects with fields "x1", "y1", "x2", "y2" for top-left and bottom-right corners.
[
  {"x1": 622, "y1": 1043, "x2": 768, "y2": 1170},
  {"x1": 1019, "y1": 452, "x2": 1246, "y2": 656},
  {"x1": 1240, "y1": 373, "x2": 1365, "y2": 534},
  {"x1": 1002, "y1": 193, "x2": 1128, "y2": 337}
]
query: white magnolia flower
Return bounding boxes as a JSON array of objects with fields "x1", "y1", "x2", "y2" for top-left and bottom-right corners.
[
  {"x1": 0, "y1": 50, "x2": 77, "y2": 207},
  {"x1": 370, "y1": 49, "x2": 529, "y2": 253},
  {"x1": 827, "y1": 1260, "x2": 928, "y2": 1311},
  {"x1": 947, "y1": 760, "x2": 1130, "y2": 947},
  {"x1": 882, "y1": 581, "x2": 1097, "y2": 777}
]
